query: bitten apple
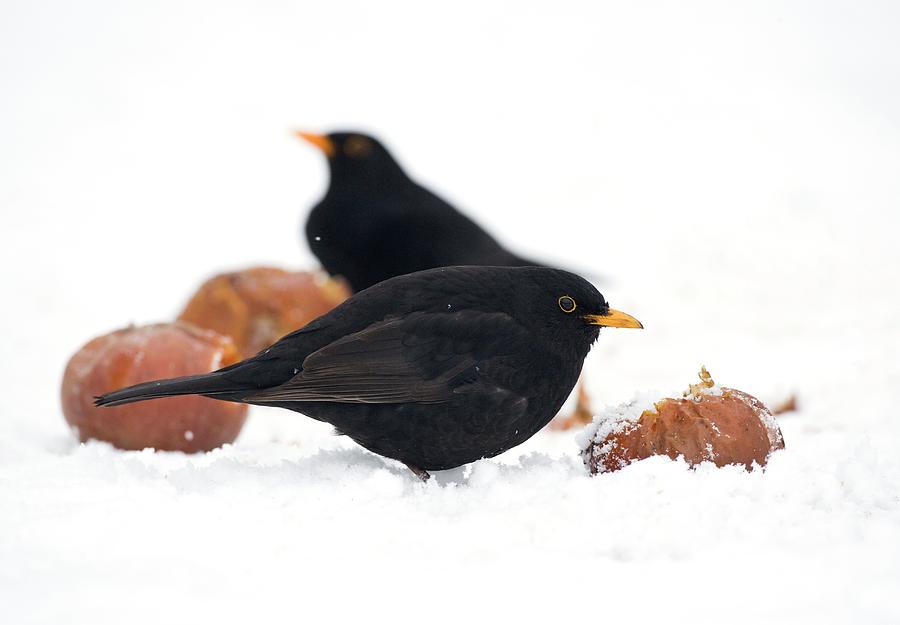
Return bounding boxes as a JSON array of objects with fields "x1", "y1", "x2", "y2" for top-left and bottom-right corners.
[
  {"x1": 178, "y1": 267, "x2": 350, "y2": 359},
  {"x1": 580, "y1": 367, "x2": 785, "y2": 474}
]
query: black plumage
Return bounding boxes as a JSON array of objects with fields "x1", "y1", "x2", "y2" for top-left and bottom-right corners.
[
  {"x1": 95, "y1": 266, "x2": 641, "y2": 479},
  {"x1": 298, "y1": 131, "x2": 536, "y2": 292}
]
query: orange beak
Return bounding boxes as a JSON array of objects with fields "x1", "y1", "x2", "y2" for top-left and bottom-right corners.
[
  {"x1": 584, "y1": 309, "x2": 643, "y2": 329},
  {"x1": 294, "y1": 131, "x2": 336, "y2": 158}
]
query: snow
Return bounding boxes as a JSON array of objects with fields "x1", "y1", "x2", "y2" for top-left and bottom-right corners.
[{"x1": 2, "y1": 1, "x2": 900, "y2": 623}]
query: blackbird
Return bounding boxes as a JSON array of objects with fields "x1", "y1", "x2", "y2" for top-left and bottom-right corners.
[
  {"x1": 296, "y1": 131, "x2": 536, "y2": 292},
  {"x1": 95, "y1": 266, "x2": 641, "y2": 479}
]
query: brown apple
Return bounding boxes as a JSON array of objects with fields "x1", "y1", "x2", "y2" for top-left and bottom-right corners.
[
  {"x1": 61, "y1": 322, "x2": 248, "y2": 452},
  {"x1": 177, "y1": 267, "x2": 350, "y2": 358},
  {"x1": 581, "y1": 367, "x2": 785, "y2": 474}
]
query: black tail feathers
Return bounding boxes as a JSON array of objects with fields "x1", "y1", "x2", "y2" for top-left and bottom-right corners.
[{"x1": 94, "y1": 372, "x2": 244, "y2": 408}]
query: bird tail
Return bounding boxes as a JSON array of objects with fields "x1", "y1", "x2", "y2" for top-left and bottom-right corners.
[{"x1": 94, "y1": 371, "x2": 244, "y2": 408}]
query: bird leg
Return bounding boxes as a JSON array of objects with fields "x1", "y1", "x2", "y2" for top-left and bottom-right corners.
[{"x1": 405, "y1": 463, "x2": 431, "y2": 482}]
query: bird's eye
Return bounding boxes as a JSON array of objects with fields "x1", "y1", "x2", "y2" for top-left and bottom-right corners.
[
  {"x1": 344, "y1": 136, "x2": 373, "y2": 158},
  {"x1": 558, "y1": 296, "x2": 576, "y2": 313}
]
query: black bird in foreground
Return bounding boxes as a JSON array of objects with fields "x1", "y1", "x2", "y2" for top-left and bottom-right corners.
[
  {"x1": 96, "y1": 266, "x2": 641, "y2": 480},
  {"x1": 296, "y1": 131, "x2": 536, "y2": 292}
]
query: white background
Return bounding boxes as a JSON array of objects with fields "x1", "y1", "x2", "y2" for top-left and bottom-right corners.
[{"x1": 2, "y1": 1, "x2": 899, "y2": 623}]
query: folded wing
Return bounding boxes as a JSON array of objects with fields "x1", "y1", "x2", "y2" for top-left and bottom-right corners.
[{"x1": 247, "y1": 311, "x2": 526, "y2": 406}]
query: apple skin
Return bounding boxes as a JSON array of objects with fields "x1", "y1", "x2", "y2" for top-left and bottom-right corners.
[
  {"x1": 177, "y1": 267, "x2": 350, "y2": 359},
  {"x1": 61, "y1": 322, "x2": 248, "y2": 452},
  {"x1": 584, "y1": 388, "x2": 785, "y2": 474}
]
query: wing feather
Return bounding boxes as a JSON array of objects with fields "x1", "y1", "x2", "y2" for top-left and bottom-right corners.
[{"x1": 248, "y1": 312, "x2": 520, "y2": 405}]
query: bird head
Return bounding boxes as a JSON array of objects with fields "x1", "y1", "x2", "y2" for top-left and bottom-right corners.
[
  {"x1": 294, "y1": 130, "x2": 406, "y2": 189},
  {"x1": 397, "y1": 267, "x2": 641, "y2": 352},
  {"x1": 509, "y1": 267, "x2": 642, "y2": 346}
]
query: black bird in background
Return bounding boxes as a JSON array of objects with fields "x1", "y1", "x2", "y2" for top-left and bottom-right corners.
[
  {"x1": 296, "y1": 131, "x2": 537, "y2": 292},
  {"x1": 96, "y1": 266, "x2": 642, "y2": 480}
]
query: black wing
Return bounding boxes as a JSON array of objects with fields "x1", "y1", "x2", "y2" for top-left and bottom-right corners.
[{"x1": 246, "y1": 311, "x2": 528, "y2": 406}]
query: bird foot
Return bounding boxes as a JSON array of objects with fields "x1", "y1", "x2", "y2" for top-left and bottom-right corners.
[{"x1": 405, "y1": 463, "x2": 431, "y2": 482}]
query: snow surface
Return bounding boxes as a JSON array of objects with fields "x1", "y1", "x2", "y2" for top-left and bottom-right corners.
[{"x1": 2, "y1": 1, "x2": 900, "y2": 623}]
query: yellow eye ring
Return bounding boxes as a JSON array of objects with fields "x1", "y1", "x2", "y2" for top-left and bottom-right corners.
[{"x1": 558, "y1": 295, "x2": 577, "y2": 313}]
